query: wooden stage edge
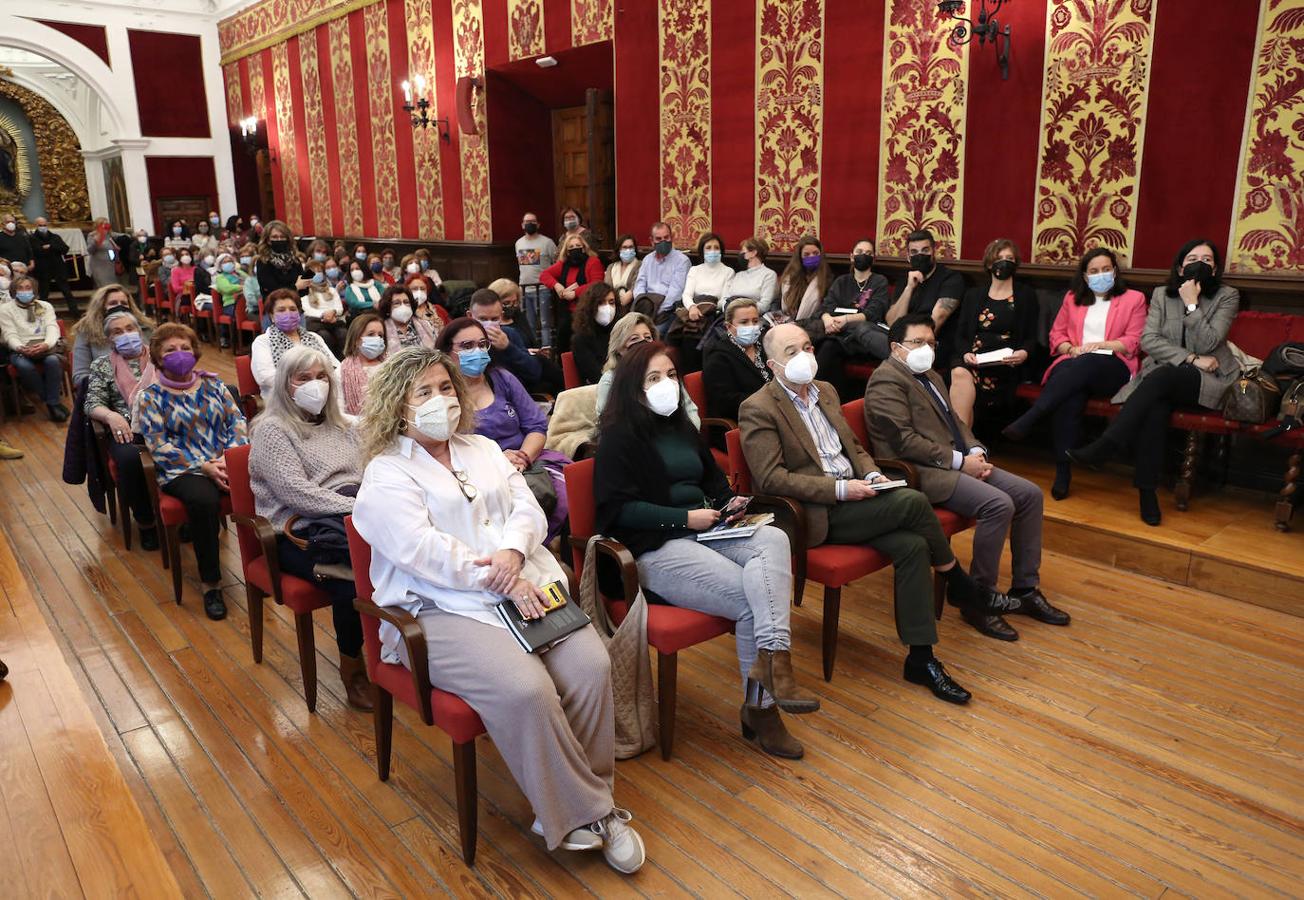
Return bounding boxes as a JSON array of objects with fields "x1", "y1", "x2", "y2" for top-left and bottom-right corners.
[{"x1": 0, "y1": 529, "x2": 182, "y2": 898}]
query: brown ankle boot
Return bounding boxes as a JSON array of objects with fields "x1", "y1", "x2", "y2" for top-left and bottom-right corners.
[
  {"x1": 339, "y1": 653, "x2": 374, "y2": 711},
  {"x1": 740, "y1": 703, "x2": 803, "y2": 759},
  {"x1": 747, "y1": 649, "x2": 821, "y2": 714}
]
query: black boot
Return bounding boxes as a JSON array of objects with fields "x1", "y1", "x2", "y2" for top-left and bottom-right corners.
[
  {"x1": 1139, "y1": 489, "x2": 1161, "y2": 526},
  {"x1": 1051, "y1": 462, "x2": 1071, "y2": 501}
]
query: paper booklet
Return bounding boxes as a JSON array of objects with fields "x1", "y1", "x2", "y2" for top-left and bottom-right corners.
[
  {"x1": 973, "y1": 347, "x2": 1015, "y2": 366},
  {"x1": 496, "y1": 580, "x2": 591, "y2": 653},
  {"x1": 696, "y1": 512, "x2": 775, "y2": 542}
]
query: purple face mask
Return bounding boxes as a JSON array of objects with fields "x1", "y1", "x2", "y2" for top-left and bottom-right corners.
[
  {"x1": 801, "y1": 253, "x2": 822, "y2": 271},
  {"x1": 161, "y1": 349, "x2": 197, "y2": 378},
  {"x1": 274, "y1": 310, "x2": 301, "y2": 333}
]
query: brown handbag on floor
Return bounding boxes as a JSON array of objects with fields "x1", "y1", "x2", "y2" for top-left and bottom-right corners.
[{"x1": 1221, "y1": 367, "x2": 1282, "y2": 423}]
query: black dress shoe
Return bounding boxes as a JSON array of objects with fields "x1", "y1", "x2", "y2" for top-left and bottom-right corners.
[
  {"x1": 139, "y1": 527, "x2": 160, "y2": 552},
  {"x1": 48, "y1": 403, "x2": 69, "y2": 423},
  {"x1": 1051, "y1": 463, "x2": 1071, "y2": 501},
  {"x1": 903, "y1": 658, "x2": 971, "y2": 704},
  {"x1": 1139, "y1": 489, "x2": 1161, "y2": 526},
  {"x1": 203, "y1": 589, "x2": 227, "y2": 620},
  {"x1": 961, "y1": 608, "x2": 1019, "y2": 641},
  {"x1": 1010, "y1": 588, "x2": 1071, "y2": 625}
]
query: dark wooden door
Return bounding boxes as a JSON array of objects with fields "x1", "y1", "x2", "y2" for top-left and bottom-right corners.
[
  {"x1": 154, "y1": 196, "x2": 210, "y2": 236},
  {"x1": 551, "y1": 90, "x2": 614, "y2": 249}
]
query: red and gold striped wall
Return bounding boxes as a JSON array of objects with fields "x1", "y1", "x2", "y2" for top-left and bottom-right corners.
[{"x1": 219, "y1": 0, "x2": 1303, "y2": 272}]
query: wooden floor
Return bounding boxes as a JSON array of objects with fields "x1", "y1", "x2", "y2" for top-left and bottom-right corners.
[{"x1": 1, "y1": 346, "x2": 1302, "y2": 898}]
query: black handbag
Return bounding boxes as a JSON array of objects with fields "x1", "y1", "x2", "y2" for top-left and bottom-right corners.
[{"x1": 1221, "y1": 367, "x2": 1282, "y2": 423}]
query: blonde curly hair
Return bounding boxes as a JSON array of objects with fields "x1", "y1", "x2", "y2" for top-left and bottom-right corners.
[
  {"x1": 70, "y1": 284, "x2": 155, "y2": 347},
  {"x1": 359, "y1": 347, "x2": 476, "y2": 462}
]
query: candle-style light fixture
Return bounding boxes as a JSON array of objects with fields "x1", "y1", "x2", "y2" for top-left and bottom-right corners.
[
  {"x1": 938, "y1": 0, "x2": 1013, "y2": 80},
  {"x1": 239, "y1": 116, "x2": 259, "y2": 155},
  {"x1": 402, "y1": 74, "x2": 451, "y2": 142}
]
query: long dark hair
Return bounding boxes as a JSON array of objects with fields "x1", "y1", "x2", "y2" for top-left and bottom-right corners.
[
  {"x1": 574, "y1": 282, "x2": 615, "y2": 337},
  {"x1": 1165, "y1": 238, "x2": 1222, "y2": 298},
  {"x1": 1069, "y1": 247, "x2": 1129, "y2": 307},
  {"x1": 779, "y1": 235, "x2": 830, "y2": 317},
  {"x1": 599, "y1": 341, "x2": 694, "y2": 439}
]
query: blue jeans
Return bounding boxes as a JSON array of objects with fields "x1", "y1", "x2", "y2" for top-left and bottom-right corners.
[
  {"x1": 635, "y1": 525, "x2": 792, "y2": 698},
  {"x1": 11, "y1": 352, "x2": 63, "y2": 405}
]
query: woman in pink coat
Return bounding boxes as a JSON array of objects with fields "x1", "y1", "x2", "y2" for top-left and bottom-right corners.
[{"x1": 1002, "y1": 247, "x2": 1147, "y2": 500}]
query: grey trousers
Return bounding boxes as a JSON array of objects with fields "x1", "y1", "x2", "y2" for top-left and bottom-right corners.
[
  {"x1": 636, "y1": 524, "x2": 793, "y2": 696},
  {"x1": 399, "y1": 609, "x2": 615, "y2": 850},
  {"x1": 941, "y1": 467, "x2": 1043, "y2": 591}
]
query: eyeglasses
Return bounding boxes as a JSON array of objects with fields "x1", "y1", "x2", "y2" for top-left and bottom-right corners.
[
  {"x1": 452, "y1": 469, "x2": 478, "y2": 502},
  {"x1": 453, "y1": 339, "x2": 491, "y2": 352},
  {"x1": 900, "y1": 338, "x2": 937, "y2": 349}
]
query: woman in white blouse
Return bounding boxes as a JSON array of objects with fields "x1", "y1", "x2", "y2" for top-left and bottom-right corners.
[
  {"x1": 351, "y1": 347, "x2": 645, "y2": 873},
  {"x1": 671, "y1": 231, "x2": 731, "y2": 372},
  {"x1": 723, "y1": 236, "x2": 778, "y2": 312}
]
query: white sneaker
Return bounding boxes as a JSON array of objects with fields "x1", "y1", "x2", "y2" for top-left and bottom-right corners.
[
  {"x1": 590, "y1": 808, "x2": 645, "y2": 874},
  {"x1": 531, "y1": 817, "x2": 603, "y2": 851}
]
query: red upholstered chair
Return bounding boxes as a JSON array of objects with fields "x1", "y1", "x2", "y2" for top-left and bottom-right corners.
[
  {"x1": 345, "y1": 517, "x2": 486, "y2": 865},
  {"x1": 682, "y1": 370, "x2": 734, "y2": 475},
  {"x1": 725, "y1": 423, "x2": 947, "y2": 682},
  {"x1": 561, "y1": 351, "x2": 581, "y2": 391},
  {"x1": 138, "y1": 448, "x2": 233, "y2": 605},
  {"x1": 91, "y1": 423, "x2": 135, "y2": 550},
  {"x1": 845, "y1": 361, "x2": 878, "y2": 384},
  {"x1": 233, "y1": 294, "x2": 262, "y2": 353},
  {"x1": 563, "y1": 458, "x2": 735, "y2": 760},
  {"x1": 234, "y1": 355, "x2": 260, "y2": 421},
  {"x1": 198, "y1": 291, "x2": 234, "y2": 349},
  {"x1": 225, "y1": 445, "x2": 335, "y2": 712},
  {"x1": 151, "y1": 274, "x2": 168, "y2": 320}
]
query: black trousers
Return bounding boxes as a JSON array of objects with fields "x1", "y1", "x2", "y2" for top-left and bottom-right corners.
[
  {"x1": 814, "y1": 338, "x2": 851, "y2": 401},
  {"x1": 306, "y1": 318, "x2": 348, "y2": 358},
  {"x1": 108, "y1": 439, "x2": 155, "y2": 526},
  {"x1": 1102, "y1": 363, "x2": 1202, "y2": 490},
  {"x1": 36, "y1": 263, "x2": 77, "y2": 314},
  {"x1": 161, "y1": 473, "x2": 224, "y2": 584},
  {"x1": 1030, "y1": 354, "x2": 1130, "y2": 459},
  {"x1": 275, "y1": 536, "x2": 364, "y2": 657}
]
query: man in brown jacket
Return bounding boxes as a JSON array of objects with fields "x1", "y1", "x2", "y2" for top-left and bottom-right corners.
[
  {"x1": 739, "y1": 323, "x2": 1014, "y2": 703},
  {"x1": 866, "y1": 314, "x2": 1070, "y2": 641}
]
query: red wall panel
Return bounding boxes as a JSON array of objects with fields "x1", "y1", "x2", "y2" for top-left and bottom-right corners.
[
  {"x1": 613, "y1": 1, "x2": 659, "y2": 241},
  {"x1": 128, "y1": 30, "x2": 211, "y2": 138},
  {"x1": 958, "y1": 0, "x2": 1047, "y2": 262},
  {"x1": 317, "y1": 25, "x2": 345, "y2": 236},
  {"x1": 254, "y1": 50, "x2": 286, "y2": 226},
  {"x1": 1132, "y1": 1, "x2": 1259, "y2": 269},
  {"x1": 487, "y1": 72, "x2": 557, "y2": 243},
  {"x1": 709, "y1": 0, "x2": 756, "y2": 247},
  {"x1": 37, "y1": 21, "x2": 110, "y2": 66},
  {"x1": 286, "y1": 37, "x2": 317, "y2": 234},
  {"x1": 820, "y1": 0, "x2": 886, "y2": 252},
  {"x1": 145, "y1": 156, "x2": 218, "y2": 234},
  {"x1": 544, "y1": 0, "x2": 573, "y2": 58},
  {"x1": 432, "y1": 0, "x2": 466, "y2": 240}
]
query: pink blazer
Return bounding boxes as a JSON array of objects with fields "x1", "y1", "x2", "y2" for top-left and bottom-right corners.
[{"x1": 1043, "y1": 288, "x2": 1148, "y2": 383}]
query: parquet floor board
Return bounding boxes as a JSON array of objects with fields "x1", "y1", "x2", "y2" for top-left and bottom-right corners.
[{"x1": 1, "y1": 345, "x2": 1302, "y2": 898}]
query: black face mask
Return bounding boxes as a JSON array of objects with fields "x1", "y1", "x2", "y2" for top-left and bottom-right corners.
[
  {"x1": 567, "y1": 248, "x2": 587, "y2": 266},
  {"x1": 523, "y1": 222, "x2": 539, "y2": 235},
  {"x1": 909, "y1": 253, "x2": 933, "y2": 273},
  {"x1": 852, "y1": 253, "x2": 873, "y2": 272},
  {"x1": 269, "y1": 238, "x2": 289, "y2": 253},
  {"x1": 991, "y1": 259, "x2": 1018, "y2": 280},
  {"x1": 1182, "y1": 260, "x2": 1214, "y2": 284},
  {"x1": 654, "y1": 240, "x2": 673, "y2": 256}
]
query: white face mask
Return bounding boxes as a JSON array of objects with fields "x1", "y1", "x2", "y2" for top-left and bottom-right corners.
[
  {"x1": 903, "y1": 343, "x2": 935, "y2": 374},
  {"x1": 411, "y1": 290, "x2": 427, "y2": 305},
  {"x1": 406, "y1": 263, "x2": 420, "y2": 275},
  {"x1": 645, "y1": 377, "x2": 680, "y2": 417},
  {"x1": 391, "y1": 304, "x2": 413, "y2": 324},
  {"x1": 293, "y1": 379, "x2": 330, "y2": 415},
  {"x1": 408, "y1": 394, "x2": 460, "y2": 441},
  {"x1": 780, "y1": 351, "x2": 817, "y2": 385},
  {"x1": 351, "y1": 269, "x2": 365, "y2": 282},
  {"x1": 595, "y1": 304, "x2": 616, "y2": 327}
]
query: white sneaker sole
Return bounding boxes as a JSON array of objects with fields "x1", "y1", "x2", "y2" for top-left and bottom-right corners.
[{"x1": 603, "y1": 827, "x2": 646, "y2": 874}]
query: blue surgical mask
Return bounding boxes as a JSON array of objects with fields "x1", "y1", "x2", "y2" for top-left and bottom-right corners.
[
  {"x1": 734, "y1": 324, "x2": 762, "y2": 347},
  {"x1": 1086, "y1": 271, "x2": 1115, "y2": 294},
  {"x1": 15, "y1": 290, "x2": 35, "y2": 304},
  {"x1": 355, "y1": 252, "x2": 367, "y2": 261},
  {"x1": 457, "y1": 348, "x2": 491, "y2": 377},
  {"x1": 221, "y1": 261, "x2": 236, "y2": 273},
  {"x1": 619, "y1": 247, "x2": 636, "y2": 263},
  {"x1": 113, "y1": 331, "x2": 144, "y2": 357},
  {"x1": 419, "y1": 259, "x2": 429, "y2": 271},
  {"x1": 239, "y1": 255, "x2": 252, "y2": 266},
  {"x1": 325, "y1": 266, "x2": 340, "y2": 280},
  {"x1": 359, "y1": 335, "x2": 386, "y2": 359},
  {"x1": 313, "y1": 252, "x2": 327, "y2": 262},
  {"x1": 704, "y1": 250, "x2": 722, "y2": 265},
  {"x1": 312, "y1": 272, "x2": 325, "y2": 284}
]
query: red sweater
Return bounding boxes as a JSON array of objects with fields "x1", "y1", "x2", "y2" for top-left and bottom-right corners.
[{"x1": 540, "y1": 255, "x2": 605, "y2": 308}]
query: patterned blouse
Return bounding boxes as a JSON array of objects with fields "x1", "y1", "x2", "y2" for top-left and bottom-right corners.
[
  {"x1": 136, "y1": 376, "x2": 248, "y2": 484},
  {"x1": 83, "y1": 354, "x2": 140, "y2": 421}
]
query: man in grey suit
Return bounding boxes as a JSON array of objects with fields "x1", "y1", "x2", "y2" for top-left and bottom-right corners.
[{"x1": 866, "y1": 314, "x2": 1070, "y2": 641}]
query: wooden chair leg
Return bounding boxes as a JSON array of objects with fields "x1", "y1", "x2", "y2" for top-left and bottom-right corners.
[
  {"x1": 374, "y1": 687, "x2": 394, "y2": 781},
  {"x1": 657, "y1": 651, "x2": 677, "y2": 762},
  {"x1": 452, "y1": 739, "x2": 478, "y2": 866},
  {"x1": 822, "y1": 585, "x2": 842, "y2": 682},
  {"x1": 105, "y1": 480, "x2": 118, "y2": 526},
  {"x1": 166, "y1": 525, "x2": 183, "y2": 604},
  {"x1": 247, "y1": 585, "x2": 265, "y2": 663},
  {"x1": 294, "y1": 612, "x2": 318, "y2": 713},
  {"x1": 1276, "y1": 448, "x2": 1301, "y2": 532},
  {"x1": 1174, "y1": 431, "x2": 1200, "y2": 511}
]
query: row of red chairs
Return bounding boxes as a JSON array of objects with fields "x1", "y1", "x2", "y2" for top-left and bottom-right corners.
[{"x1": 139, "y1": 272, "x2": 262, "y2": 354}]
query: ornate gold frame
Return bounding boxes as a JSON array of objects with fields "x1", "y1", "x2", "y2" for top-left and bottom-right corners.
[{"x1": 0, "y1": 110, "x2": 33, "y2": 200}]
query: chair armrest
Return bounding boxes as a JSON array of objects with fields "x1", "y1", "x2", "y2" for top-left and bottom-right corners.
[
  {"x1": 747, "y1": 494, "x2": 808, "y2": 602},
  {"x1": 353, "y1": 598, "x2": 435, "y2": 726},
  {"x1": 530, "y1": 392, "x2": 555, "y2": 405},
  {"x1": 701, "y1": 415, "x2": 738, "y2": 434},
  {"x1": 232, "y1": 512, "x2": 284, "y2": 605},
  {"x1": 875, "y1": 457, "x2": 919, "y2": 488},
  {"x1": 568, "y1": 535, "x2": 641, "y2": 603},
  {"x1": 138, "y1": 447, "x2": 162, "y2": 516}
]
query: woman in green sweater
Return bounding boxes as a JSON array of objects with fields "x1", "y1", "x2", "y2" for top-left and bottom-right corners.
[{"x1": 593, "y1": 341, "x2": 819, "y2": 759}]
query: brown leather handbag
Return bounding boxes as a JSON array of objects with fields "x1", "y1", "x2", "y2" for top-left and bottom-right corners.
[{"x1": 1221, "y1": 367, "x2": 1282, "y2": 423}]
